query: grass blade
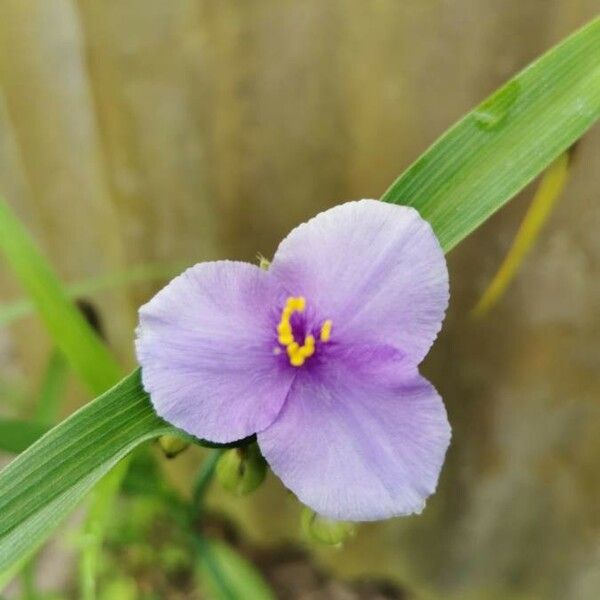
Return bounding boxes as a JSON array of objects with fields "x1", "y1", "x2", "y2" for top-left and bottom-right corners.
[
  {"x1": 0, "y1": 199, "x2": 121, "y2": 395},
  {"x1": 0, "y1": 198, "x2": 143, "y2": 597},
  {"x1": 0, "y1": 198, "x2": 126, "y2": 597},
  {"x1": 0, "y1": 262, "x2": 187, "y2": 327},
  {"x1": 0, "y1": 371, "x2": 170, "y2": 575},
  {"x1": 34, "y1": 350, "x2": 69, "y2": 425},
  {"x1": 0, "y1": 419, "x2": 50, "y2": 454},
  {"x1": 382, "y1": 17, "x2": 600, "y2": 252}
]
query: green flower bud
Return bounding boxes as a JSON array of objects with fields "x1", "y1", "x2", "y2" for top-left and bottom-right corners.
[
  {"x1": 301, "y1": 507, "x2": 356, "y2": 546},
  {"x1": 216, "y1": 443, "x2": 267, "y2": 496},
  {"x1": 158, "y1": 434, "x2": 190, "y2": 459}
]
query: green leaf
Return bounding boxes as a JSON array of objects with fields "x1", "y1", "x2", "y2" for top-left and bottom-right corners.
[
  {"x1": 0, "y1": 371, "x2": 170, "y2": 575},
  {"x1": 0, "y1": 198, "x2": 149, "y2": 597},
  {"x1": 381, "y1": 17, "x2": 600, "y2": 252},
  {"x1": 0, "y1": 262, "x2": 186, "y2": 327},
  {"x1": 0, "y1": 197, "x2": 128, "y2": 597},
  {"x1": 196, "y1": 538, "x2": 275, "y2": 600},
  {"x1": 0, "y1": 419, "x2": 50, "y2": 454},
  {"x1": 0, "y1": 199, "x2": 121, "y2": 395},
  {"x1": 34, "y1": 350, "x2": 69, "y2": 425}
]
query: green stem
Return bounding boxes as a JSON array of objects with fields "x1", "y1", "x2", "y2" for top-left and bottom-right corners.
[
  {"x1": 187, "y1": 449, "x2": 237, "y2": 600},
  {"x1": 191, "y1": 449, "x2": 224, "y2": 516},
  {"x1": 193, "y1": 534, "x2": 237, "y2": 600}
]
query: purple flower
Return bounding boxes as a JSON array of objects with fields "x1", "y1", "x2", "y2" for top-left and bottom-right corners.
[{"x1": 136, "y1": 200, "x2": 451, "y2": 521}]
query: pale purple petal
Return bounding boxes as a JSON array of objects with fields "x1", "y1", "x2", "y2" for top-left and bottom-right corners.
[
  {"x1": 258, "y1": 367, "x2": 451, "y2": 521},
  {"x1": 136, "y1": 261, "x2": 294, "y2": 444},
  {"x1": 270, "y1": 200, "x2": 449, "y2": 365}
]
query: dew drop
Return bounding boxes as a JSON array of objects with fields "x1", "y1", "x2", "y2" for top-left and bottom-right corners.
[{"x1": 473, "y1": 80, "x2": 521, "y2": 131}]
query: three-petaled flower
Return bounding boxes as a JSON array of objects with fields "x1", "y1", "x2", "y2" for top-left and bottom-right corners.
[{"x1": 136, "y1": 200, "x2": 451, "y2": 521}]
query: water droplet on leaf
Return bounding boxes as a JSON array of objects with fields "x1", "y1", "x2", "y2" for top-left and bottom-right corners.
[{"x1": 473, "y1": 80, "x2": 521, "y2": 131}]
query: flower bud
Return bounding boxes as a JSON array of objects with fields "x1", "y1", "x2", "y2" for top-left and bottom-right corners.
[
  {"x1": 158, "y1": 434, "x2": 190, "y2": 459},
  {"x1": 216, "y1": 443, "x2": 267, "y2": 496},
  {"x1": 301, "y1": 507, "x2": 356, "y2": 546}
]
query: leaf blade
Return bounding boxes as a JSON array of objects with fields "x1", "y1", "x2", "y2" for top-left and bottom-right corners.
[
  {"x1": 381, "y1": 17, "x2": 600, "y2": 251},
  {"x1": 0, "y1": 261, "x2": 187, "y2": 327},
  {"x1": 0, "y1": 419, "x2": 50, "y2": 454},
  {"x1": 0, "y1": 371, "x2": 170, "y2": 574},
  {"x1": 0, "y1": 199, "x2": 121, "y2": 395}
]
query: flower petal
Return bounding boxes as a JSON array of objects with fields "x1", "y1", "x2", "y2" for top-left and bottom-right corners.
[
  {"x1": 136, "y1": 261, "x2": 294, "y2": 444},
  {"x1": 270, "y1": 200, "x2": 449, "y2": 365},
  {"x1": 258, "y1": 368, "x2": 451, "y2": 521}
]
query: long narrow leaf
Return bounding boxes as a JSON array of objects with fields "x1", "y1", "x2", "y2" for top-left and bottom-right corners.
[
  {"x1": 0, "y1": 419, "x2": 50, "y2": 454},
  {"x1": 0, "y1": 199, "x2": 121, "y2": 394},
  {"x1": 34, "y1": 349, "x2": 69, "y2": 424},
  {"x1": 0, "y1": 198, "x2": 129, "y2": 597},
  {"x1": 382, "y1": 17, "x2": 600, "y2": 251},
  {"x1": 0, "y1": 262, "x2": 186, "y2": 327},
  {"x1": 0, "y1": 198, "x2": 144, "y2": 597},
  {"x1": 0, "y1": 371, "x2": 170, "y2": 574}
]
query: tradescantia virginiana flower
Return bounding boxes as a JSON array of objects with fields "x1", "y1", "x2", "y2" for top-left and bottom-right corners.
[{"x1": 136, "y1": 200, "x2": 451, "y2": 521}]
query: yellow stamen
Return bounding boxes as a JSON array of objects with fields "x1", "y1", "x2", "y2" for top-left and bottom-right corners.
[
  {"x1": 289, "y1": 353, "x2": 305, "y2": 367},
  {"x1": 299, "y1": 335, "x2": 315, "y2": 358},
  {"x1": 277, "y1": 296, "x2": 305, "y2": 345},
  {"x1": 320, "y1": 320, "x2": 333, "y2": 342},
  {"x1": 286, "y1": 341, "x2": 304, "y2": 366},
  {"x1": 287, "y1": 297, "x2": 305, "y2": 312},
  {"x1": 276, "y1": 297, "x2": 329, "y2": 367}
]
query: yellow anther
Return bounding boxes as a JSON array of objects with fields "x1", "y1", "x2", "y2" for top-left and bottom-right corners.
[
  {"x1": 277, "y1": 320, "x2": 293, "y2": 345},
  {"x1": 278, "y1": 334, "x2": 294, "y2": 346},
  {"x1": 276, "y1": 297, "x2": 327, "y2": 367},
  {"x1": 287, "y1": 342, "x2": 306, "y2": 367},
  {"x1": 299, "y1": 336, "x2": 315, "y2": 358},
  {"x1": 278, "y1": 297, "x2": 304, "y2": 345},
  {"x1": 284, "y1": 296, "x2": 306, "y2": 313},
  {"x1": 320, "y1": 320, "x2": 333, "y2": 342},
  {"x1": 289, "y1": 353, "x2": 305, "y2": 367},
  {"x1": 285, "y1": 335, "x2": 314, "y2": 365}
]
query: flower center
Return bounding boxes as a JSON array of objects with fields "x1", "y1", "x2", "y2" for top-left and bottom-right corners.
[{"x1": 276, "y1": 296, "x2": 332, "y2": 367}]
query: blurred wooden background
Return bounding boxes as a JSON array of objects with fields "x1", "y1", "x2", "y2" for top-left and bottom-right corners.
[{"x1": 1, "y1": 1, "x2": 599, "y2": 598}]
